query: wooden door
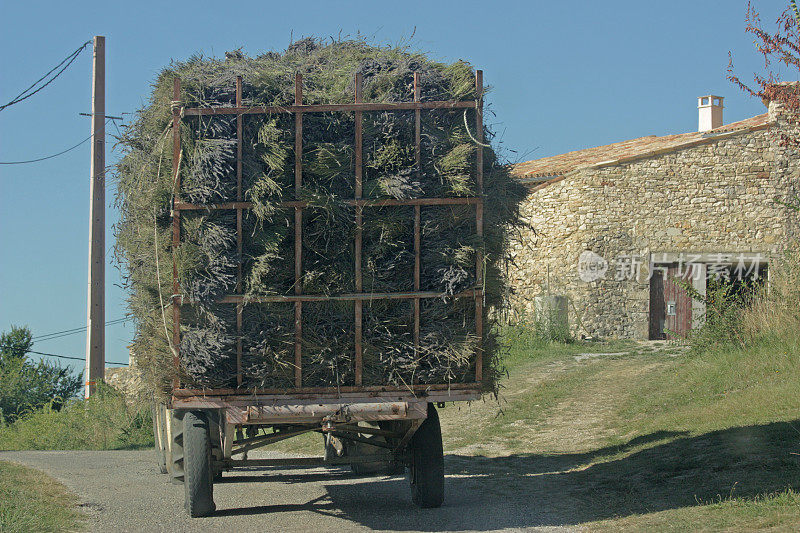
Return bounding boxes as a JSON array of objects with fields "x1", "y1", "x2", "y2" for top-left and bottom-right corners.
[{"x1": 649, "y1": 263, "x2": 694, "y2": 340}]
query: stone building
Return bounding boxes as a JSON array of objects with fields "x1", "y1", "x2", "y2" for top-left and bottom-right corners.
[{"x1": 509, "y1": 96, "x2": 800, "y2": 340}]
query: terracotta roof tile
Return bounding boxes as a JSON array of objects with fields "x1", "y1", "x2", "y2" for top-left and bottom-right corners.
[{"x1": 511, "y1": 113, "x2": 771, "y2": 183}]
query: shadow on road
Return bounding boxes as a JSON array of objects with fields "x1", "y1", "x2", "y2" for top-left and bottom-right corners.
[
  {"x1": 217, "y1": 420, "x2": 800, "y2": 530},
  {"x1": 213, "y1": 494, "x2": 342, "y2": 517}
]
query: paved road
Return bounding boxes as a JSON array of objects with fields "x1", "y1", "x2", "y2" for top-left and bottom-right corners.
[{"x1": 0, "y1": 450, "x2": 580, "y2": 532}]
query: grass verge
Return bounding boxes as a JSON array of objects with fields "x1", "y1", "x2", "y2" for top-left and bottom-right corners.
[
  {"x1": 591, "y1": 489, "x2": 800, "y2": 532},
  {"x1": 0, "y1": 383, "x2": 152, "y2": 451},
  {"x1": 0, "y1": 460, "x2": 84, "y2": 533},
  {"x1": 437, "y1": 329, "x2": 800, "y2": 530}
]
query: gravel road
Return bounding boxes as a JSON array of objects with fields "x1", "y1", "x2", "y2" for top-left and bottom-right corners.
[{"x1": 0, "y1": 449, "x2": 579, "y2": 532}]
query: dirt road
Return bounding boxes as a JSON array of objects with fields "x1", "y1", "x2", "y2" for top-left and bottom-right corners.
[
  {"x1": 0, "y1": 449, "x2": 580, "y2": 532},
  {"x1": 5, "y1": 344, "x2": 793, "y2": 531}
]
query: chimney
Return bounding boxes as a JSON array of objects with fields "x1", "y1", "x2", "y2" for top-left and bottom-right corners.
[{"x1": 698, "y1": 95, "x2": 724, "y2": 132}]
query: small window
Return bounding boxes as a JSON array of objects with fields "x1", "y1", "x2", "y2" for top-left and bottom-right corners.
[{"x1": 666, "y1": 301, "x2": 676, "y2": 316}]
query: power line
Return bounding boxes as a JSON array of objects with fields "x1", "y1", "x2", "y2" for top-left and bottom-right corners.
[
  {"x1": 0, "y1": 344, "x2": 128, "y2": 366},
  {"x1": 33, "y1": 317, "x2": 130, "y2": 342},
  {"x1": 35, "y1": 320, "x2": 127, "y2": 340},
  {"x1": 34, "y1": 317, "x2": 129, "y2": 338},
  {"x1": 0, "y1": 40, "x2": 91, "y2": 112},
  {"x1": 27, "y1": 349, "x2": 128, "y2": 366},
  {"x1": 0, "y1": 117, "x2": 114, "y2": 165},
  {"x1": 4, "y1": 41, "x2": 91, "y2": 109}
]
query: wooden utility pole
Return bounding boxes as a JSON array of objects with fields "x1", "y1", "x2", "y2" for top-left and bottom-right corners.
[{"x1": 85, "y1": 35, "x2": 105, "y2": 398}]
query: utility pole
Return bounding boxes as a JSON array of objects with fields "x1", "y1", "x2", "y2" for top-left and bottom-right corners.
[{"x1": 85, "y1": 35, "x2": 105, "y2": 398}]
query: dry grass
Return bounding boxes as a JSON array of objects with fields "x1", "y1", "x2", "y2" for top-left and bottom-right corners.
[
  {"x1": 742, "y1": 250, "x2": 800, "y2": 342},
  {"x1": 116, "y1": 39, "x2": 526, "y2": 396},
  {"x1": 0, "y1": 460, "x2": 85, "y2": 533},
  {"x1": 438, "y1": 333, "x2": 800, "y2": 531}
]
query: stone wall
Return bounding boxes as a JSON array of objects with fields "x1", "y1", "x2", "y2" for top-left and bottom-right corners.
[
  {"x1": 508, "y1": 103, "x2": 800, "y2": 339},
  {"x1": 105, "y1": 358, "x2": 146, "y2": 404}
]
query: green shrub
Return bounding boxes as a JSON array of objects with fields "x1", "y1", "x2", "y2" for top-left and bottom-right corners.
[
  {"x1": 507, "y1": 299, "x2": 573, "y2": 347},
  {"x1": 682, "y1": 277, "x2": 754, "y2": 353},
  {"x1": 742, "y1": 250, "x2": 800, "y2": 344},
  {"x1": 0, "y1": 326, "x2": 82, "y2": 424},
  {"x1": 681, "y1": 251, "x2": 800, "y2": 353},
  {"x1": 498, "y1": 322, "x2": 577, "y2": 369},
  {"x1": 531, "y1": 305, "x2": 572, "y2": 344},
  {"x1": 0, "y1": 382, "x2": 153, "y2": 450}
]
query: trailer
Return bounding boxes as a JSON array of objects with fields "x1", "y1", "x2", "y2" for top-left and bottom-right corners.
[{"x1": 153, "y1": 69, "x2": 487, "y2": 517}]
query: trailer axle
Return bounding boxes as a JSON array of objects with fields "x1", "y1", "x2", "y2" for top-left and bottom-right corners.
[{"x1": 218, "y1": 454, "x2": 398, "y2": 468}]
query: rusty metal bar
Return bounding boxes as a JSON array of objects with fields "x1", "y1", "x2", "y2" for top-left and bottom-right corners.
[
  {"x1": 236, "y1": 303, "x2": 243, "y2": 387},
  {"x1": 331, "y1": 431, "x2": 395, "y2": 449},
  {"x1": 183, "y1": 100, "x2": 476, "y2": 116},
  {"x1": 394, "y1": 418, "x2": 423, "y2": 452},
  {"x1": 413, "y1": 72, "x2": 421, "y2": 367},
  {"x1": 236, "y1": 75, "x2": 243, "y2": 387},
  {"x1": 413, "y1": 205, "x2": 421, "y2": 357},
  {"x1": 245, "y1": 400, "x2": 413, "y2": 423},
  {"x1": 294, "y1": 72, "x2": 303, "y2": 389},
  {"x1": 354, "y1": 72, "x2": 363, "y2": 386},
  {"x1": 474, "y1": 70, "x2": 484, "y2": 384},
  {"x1": 235, "y1": 75, "x2": 244, "y2": 275},
  {"x1": 335, "y1": 424, "x2": 400, "y2": 438},
  {"x1": 174, "y1": 389, "x2": 479, "y2": 409},
  {"x1": 216, "y1": 289, "x2": 480, "y2": 304},
  {"x1": 175, "y1": 381, "x2": 480, "y2": 398},
  {"x1": 173, "y1": 196, "x2": 481, "y2": 211},
  {"x1": 232, "y1": 427, "x2": 313, "y2": 455},
  {"x1": 171, "y1": 76, "x2": 182, "y2": 390},
  {"x1": 233, "y1": 426, "x2": 310, "y2": 446},
  {"x1": 169, "y1": 71, "x2": 488, "y2": 396}
]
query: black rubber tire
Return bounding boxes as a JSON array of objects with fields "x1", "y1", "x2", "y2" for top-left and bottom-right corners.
[
  {"x1": 183, "y1": 411, "x2": 216, "y2": 517},
  {"x1": 169, "y1": 410, "x2": 184, "y2": 485},
  {"x1": 159, "y1": 405, "x2": 170, "y2": 474},
  {"x1": 205, "y1": 410, "x2": 224, "y2": 482},
  {"x1": 152, "y1": 404, "x2": 167, "y2": 474},
  {"x1": 409, "y1": 403, "x2": 444, "y2": 508}
]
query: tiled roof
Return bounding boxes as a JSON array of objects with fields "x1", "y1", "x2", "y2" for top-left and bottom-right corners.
[{"x1": 511, "y1": 113, "x2": 771, "y2": 186}]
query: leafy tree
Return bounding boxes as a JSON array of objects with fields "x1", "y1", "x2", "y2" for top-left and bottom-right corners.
[
  {"x1": 0, "y1": 325, "x2": 82, "y2": 424},
  {"x1": 0, "y1": 326, "x2": 32, "y2": 360},
  {"x1": 728, "y1": 1, "x2": 800, "y2": 147}
]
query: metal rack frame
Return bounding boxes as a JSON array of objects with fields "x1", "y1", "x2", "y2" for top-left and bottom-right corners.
[{"x1": 170, "y1": 70, "x2": 485, "y2": 397}]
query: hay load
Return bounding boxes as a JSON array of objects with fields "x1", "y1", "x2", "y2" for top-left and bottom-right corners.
[{"x1": 115, "y1": 38, "x2": 526, "y2": 398}]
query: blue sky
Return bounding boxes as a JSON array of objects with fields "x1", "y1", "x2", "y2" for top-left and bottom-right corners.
[{"x1": 0, "y1": 0, "x2": 789, "y2": 375}]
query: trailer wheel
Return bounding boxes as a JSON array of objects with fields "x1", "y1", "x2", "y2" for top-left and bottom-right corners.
[
  {"x1": 183, "y1": 411, "x2": 216, "y2": 517},
  {"x1": 409, "y1": 403, "x2": 444, "y2": 508},
  {"x1": 159, "y1": 405, "x2": 170, "y2": 474},
  {"x1": 206, "y1": 411, "x2": 224, "y2": 482},
  {"x1": 152, "y1": 404, "x2": 167, "y2": 474},
  {"x1": 168, "y1": 409, "x2": 184, "y2": 484}
]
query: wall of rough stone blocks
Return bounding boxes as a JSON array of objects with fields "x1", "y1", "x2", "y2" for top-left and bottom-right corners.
[{"x1": 508, "y1": 103, "x2": 800, "y2": 339}]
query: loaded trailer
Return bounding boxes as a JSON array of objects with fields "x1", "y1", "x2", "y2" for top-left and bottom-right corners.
[{"x1": 151, "y1": 69, "x2": 488, "y2": 517}]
